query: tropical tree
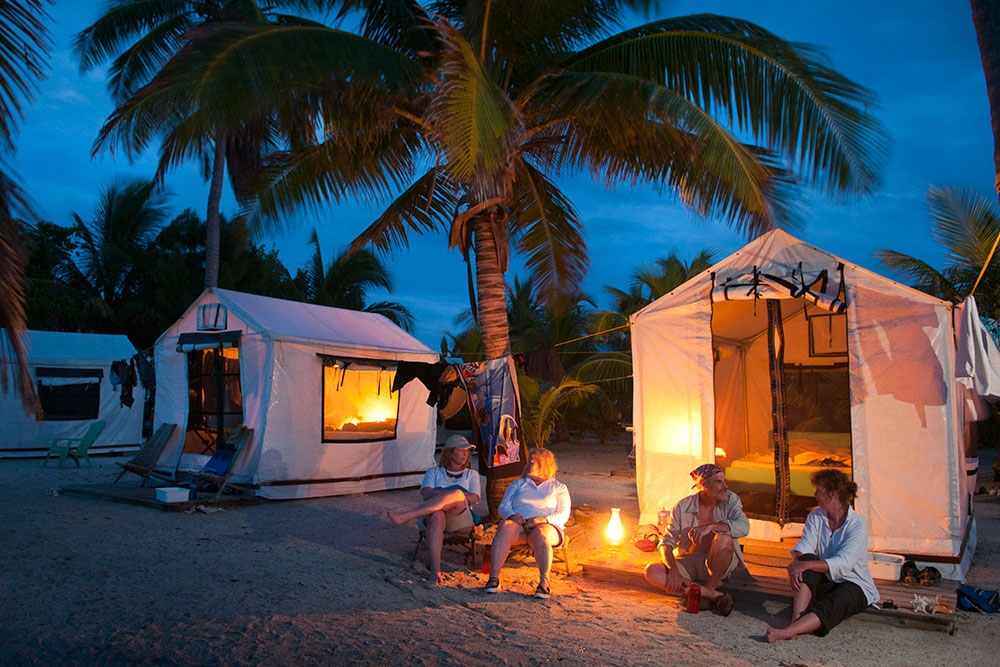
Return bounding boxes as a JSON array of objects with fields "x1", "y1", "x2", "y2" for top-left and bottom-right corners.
[
  {"x1": 0, "y1": 0, "x2": 50, "y2": 415},
  {"x1": 293, "y1": 229, "x2": 415, "y2": 330},
  {"x1": 875, "y1": 186, "x2": 1000, "y2": 317},
  {"x1": 211, "y1": 2, "x2": 890, "y2": 366},
  {"x1": 971, "y1": 0, "x2": 1000, "y2": 195},
  {"x1": 73, "y1": 0, "x2": 332, "y2": 289},
  {"x1": 59, "y1": 177, "x2": 172, "y2": 333}
]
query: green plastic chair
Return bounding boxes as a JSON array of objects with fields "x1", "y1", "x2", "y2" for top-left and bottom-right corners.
[{"x1": 43, "y1": 420, "x2": 106, "y2": 468}]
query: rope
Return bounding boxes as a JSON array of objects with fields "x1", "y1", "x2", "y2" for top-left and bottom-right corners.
[
  {"x1": 970, "y1": 229, "x2": 1000, "y2": 298},
  {"x1": 553, "y1": 323, "x2": 630, "y2": 347}
]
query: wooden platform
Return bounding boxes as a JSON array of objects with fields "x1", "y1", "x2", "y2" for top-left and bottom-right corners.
[
  {"x1": 581, "y1": 546, "x2": 957, "y2": 633},
  {"x1": 61, "y1": 483, "x2": 262, "y2": 512}
]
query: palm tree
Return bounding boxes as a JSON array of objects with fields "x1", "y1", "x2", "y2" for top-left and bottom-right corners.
[
  {"x1": 0, "y1": 0, "x2": 51, "y2": 415},
  {"x1": 218, "y1": 2, "x2": 889, "y2": 365},
  {"x1": 971, "y1": 0, "x2": 1000, "y2": 192},
  {"x1": 73, "y1": 0, "x2": 333, "y2": 289},
  {"x1": 294, "y1": 229, "x2": 415, "y2": 330},
  {"x1": 875, "y1": 186, "x2": 1000, "y2": 317},
  {"x1": 58, "y1": 177, "x2": 172, "y2": 333}
]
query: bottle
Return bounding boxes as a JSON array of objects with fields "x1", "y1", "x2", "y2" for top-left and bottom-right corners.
[
  {"x1": 686, "y1": 583, "x2": 701, "y2": 613},
  {"x1": 481, "y1": 546, "x2": 492, "y2": 574},
  {"x1": 657, "y1": 507, "x2": 669, "y2": 533}
]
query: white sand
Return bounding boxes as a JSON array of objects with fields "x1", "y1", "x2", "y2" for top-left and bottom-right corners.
[{"x1": 2, "y1": 438, "x2": 999, "y2": 666}]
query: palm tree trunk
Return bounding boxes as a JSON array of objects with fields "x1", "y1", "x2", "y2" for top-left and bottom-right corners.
[
  {"x1": 971, "y1": 0, "x2": 1000, "y2": 192},
  {"x1": 472, "y1": 215, "x2": 511, "y2": 360},
  {"x1": 204, "y1": 130, "x2": 227, "y2": 289}
]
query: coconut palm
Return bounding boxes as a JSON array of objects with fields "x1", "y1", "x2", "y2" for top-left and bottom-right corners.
[
  {"x1": 58, "y1": 177, "x2": 172, "y2": 333},
  {"x1": 971, "y1": 0, "x2": 1000, "y2": 190},
  {"x1": 73, "y1": 0, "x2": 335, "y2": 289},
  {"x1": 210, "y1": 2, "x2": 889, "y2": 365},
  {"x1": 0, "y1": 0, "x2": 51, "y2": 415},
  {"x1": 875, "y1": 186, "x2": 1000, "y2": 317},
  {"x1": 294, "y1": 229, "x2": 416, "y2": 330}
]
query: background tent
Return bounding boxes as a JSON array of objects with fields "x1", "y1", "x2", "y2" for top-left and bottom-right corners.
[
  {"x1": 631, "y1": 230, "x2": 997, "y2": 578},
  {"x1": 0, "y1": 330, "x2": 144, "y2": 458},
  {"x1": 152, "y1": 288, "x2": 440, "y2": 499}
]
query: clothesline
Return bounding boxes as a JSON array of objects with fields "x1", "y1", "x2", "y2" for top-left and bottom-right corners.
[{"x1": 553, "y1": 323, "x2": 630, "y2": 347}]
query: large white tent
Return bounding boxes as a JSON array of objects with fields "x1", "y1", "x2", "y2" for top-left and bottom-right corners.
[
  {"x1": 151, "y1": 288, "x2": 440, "y2": 499},
  {"x1": 0, "y1": 330, "x2": 144, "y2": 458},
  {"x1": 631, "y1": 230, "x2": 1000, "y2": 577}
]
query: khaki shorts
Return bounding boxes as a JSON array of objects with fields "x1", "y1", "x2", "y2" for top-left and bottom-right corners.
[
  {"x1": 674, "y1": 549, "x2": 739, "y2": 583},
  {"x1": 419, "y1": 504, "x2": 474, "y2": 532}
]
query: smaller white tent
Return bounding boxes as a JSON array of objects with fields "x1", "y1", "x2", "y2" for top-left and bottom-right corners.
[
  {"x1": 631, "y1": 230, "x2": 1000, "y2": 578},
  {"x1": 0, "y1": 330, "x2": 144, "y2": 458},
  {"x1": 152, "y1": 288, "x2": 440, "y2": 499}
]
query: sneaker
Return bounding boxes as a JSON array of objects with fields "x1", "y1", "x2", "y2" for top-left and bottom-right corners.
[
  {"x1": 533, "y1": 584, "x2": 551, "y2": 599},
  {"x1": 484, "y1": 577, "x2": 501, "y2": 593}
]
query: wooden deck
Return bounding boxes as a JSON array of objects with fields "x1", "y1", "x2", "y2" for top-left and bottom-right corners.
[
  {"x1": 581, "y1": 542, "x2": 958, "y2": 633},
  {"x1": 61, "y1": 483, "x2": 262, "y2": 512}
]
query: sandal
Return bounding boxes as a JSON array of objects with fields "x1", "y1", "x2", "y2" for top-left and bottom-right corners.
[
  {"x1": 484, "y1": 577, "x2": 501, "y2": 593},
  {"x1": 712, "y1": 592, "x2": 735, "y2": 617}
]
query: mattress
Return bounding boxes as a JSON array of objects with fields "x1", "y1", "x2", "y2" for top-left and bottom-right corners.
[{"x1": 725, "y1": 434, "x2": 852, "y2": 496}]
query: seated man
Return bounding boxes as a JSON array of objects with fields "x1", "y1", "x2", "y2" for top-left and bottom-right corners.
[{"x1": 644, "y1": 464, "x2": 750, "y2": 616}]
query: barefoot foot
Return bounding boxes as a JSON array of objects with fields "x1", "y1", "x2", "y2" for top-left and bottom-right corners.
[
  {"x1": 387, "y1": 511, "x2": 408, "y2": 525},
  {"x1": 765, "y1": 626, "x2": 796, "y2": 643}
]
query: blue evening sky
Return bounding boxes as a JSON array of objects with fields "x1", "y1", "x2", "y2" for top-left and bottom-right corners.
[{"x1": 13, "y1": 1, "x2": 993, "y2": 349}]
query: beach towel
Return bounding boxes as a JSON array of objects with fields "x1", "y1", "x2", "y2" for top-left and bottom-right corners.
[{"x1": 957, "y1": 586, "x2": 1000, "y2": 613}]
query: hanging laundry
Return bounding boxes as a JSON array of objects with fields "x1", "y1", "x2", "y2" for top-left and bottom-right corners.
[
  {"x1": 110, "y1": 360, "x2": 128, "y2": 388},
  {"x1": 120, "y1": 359, "x2": 137, "y2": 408},
  {"x1": 392, "y1": 361, "x2": 450, "y2": 406},
  {"x1": 133, "y1": 352, "x2": 155, "y2": 389}
]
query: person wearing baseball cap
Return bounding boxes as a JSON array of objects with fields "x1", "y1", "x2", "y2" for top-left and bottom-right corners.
[
  {"x1": 642, "y1": 463, "x2": 749, "y2": 616},
  {"x1": 388, "y1": 434, "x2": 481, "y2": 585}
]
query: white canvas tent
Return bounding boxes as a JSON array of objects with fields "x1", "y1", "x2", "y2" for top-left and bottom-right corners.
[
  {"x1": 631, "y1": 230, "x2": 999, "y2": 577},
  {"x1": 0, "y1": 330, "x2": 144, "y2": 457},
  {"x1": 152, "y1": 288, "x2": 439, "y2": 499}
]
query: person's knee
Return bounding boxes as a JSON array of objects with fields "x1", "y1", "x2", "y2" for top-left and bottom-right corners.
[
  {"x1": 712, "y1": 532, "x2": 734, "y2": 552},
  {"x1": 426, "y1": 511, "x2": 446, "y2": 529},
  {"x1": 644, "y1": 561, "x2": 665, "y2": 583}
]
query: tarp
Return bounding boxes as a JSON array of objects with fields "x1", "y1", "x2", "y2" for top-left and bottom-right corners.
[
  {"x1": 0, "y1": 330, "x2": 144, "y2": 457},
  {"x1": 631, "y1": 230, "x2": 999, "y2": 577},
  {"x1": 152, "y1": 288, "x2": 440, "y2": 499}
]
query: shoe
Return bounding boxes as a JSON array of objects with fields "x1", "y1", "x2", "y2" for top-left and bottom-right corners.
[
  {"x1": 712, "y1": 592, "x2": 735, "y2": 617},
  {"x1": 484, "y1": 577, "x2": 501, "y2": 593},
  {"x1": 533, "y1": 585, "x2": 551, "y2": 599}
]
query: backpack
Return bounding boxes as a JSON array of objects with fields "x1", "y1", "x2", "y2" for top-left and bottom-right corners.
[{"x1": 957, "y1": 586, "x2": 1000, "y2": 613}]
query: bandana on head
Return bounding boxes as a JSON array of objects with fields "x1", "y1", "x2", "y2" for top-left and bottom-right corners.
[{"x1": 690, "y1": 464, "x2": 724, "y2": 488}]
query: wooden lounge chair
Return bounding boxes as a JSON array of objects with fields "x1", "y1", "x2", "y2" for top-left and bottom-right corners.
[
  {"x1": 113, "y1": 423, "x2": 178, "y2": 486},
  {"x1": 191, "y1": 426, "x2": 254, "y2": 499},
  {"x1": 43, "y1": 420, "x2": 106, "y2": 468}
]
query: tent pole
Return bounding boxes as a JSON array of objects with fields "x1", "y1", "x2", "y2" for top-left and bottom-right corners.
[{"x1": 767, "y1": 300, "x2": 791, "y2": 524}]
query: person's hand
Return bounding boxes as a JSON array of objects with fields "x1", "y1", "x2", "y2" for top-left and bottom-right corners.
[
  {"x1": 687, "y1": 524, "x2": 715, "y2": 547},
  {"x1": 786, "y1": 558, "x2": 810, "y2": 591},
  {"x1": 664, "y1": 565, "x2": 686, "y2": 594},
  {"x1": 509, "y1": 513, "x2": 526, "y2": 526}
]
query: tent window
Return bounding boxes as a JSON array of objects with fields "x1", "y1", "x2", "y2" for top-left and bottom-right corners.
[
  {"x1": 808, "y1": 313, "x2": 848, "y2": 356},
  {"x1": 321, "y1": 358, "x2": 399, "y2": 442},
  {"x1": 36, "y1": 369, "x2": 101, "y2": 421}
]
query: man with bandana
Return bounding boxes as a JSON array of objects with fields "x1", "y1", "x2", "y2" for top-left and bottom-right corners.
[{"x1": 643, "y1": 464, "x2": 750, "y2": 616}]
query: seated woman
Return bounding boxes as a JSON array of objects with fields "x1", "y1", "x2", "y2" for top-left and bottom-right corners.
[
  {"x1": 388, "y1": 434, "x2": 481, "y2": 585},
  {"x1": 483, "y1": 448, "x2": 571, "y2": 599},
  {"x1": 766, "y1": 469, "x2": 879, "y2": 641}
]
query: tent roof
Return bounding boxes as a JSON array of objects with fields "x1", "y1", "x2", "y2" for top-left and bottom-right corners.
[
  {"x1": 7, "y1": 330, "x2": 138, "y2": 364},
  {"x1": 205, "y1": 288, "x2": 437, "y2": 358}
]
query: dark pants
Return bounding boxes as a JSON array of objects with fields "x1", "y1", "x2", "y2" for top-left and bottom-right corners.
[{"x1": 799, "y1": 554, "x2": 868, "y2": 635}]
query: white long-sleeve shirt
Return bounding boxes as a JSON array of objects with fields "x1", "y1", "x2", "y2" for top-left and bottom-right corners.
[
  {"x1": 794, "y1": 506, "x2": 879, "y2": 605},
  {"x1": 498, "y1": 477, "x2": 571, "y2": 530}
]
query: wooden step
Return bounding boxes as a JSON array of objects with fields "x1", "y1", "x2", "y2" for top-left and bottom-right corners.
[{"x1": 580, "y1": 553, "x2": 956, "y2": 633}]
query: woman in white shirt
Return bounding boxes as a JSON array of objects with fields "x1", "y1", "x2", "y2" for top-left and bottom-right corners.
[
  {"x1": 388, "y1": 434, "x2": 481, "y2": 585},
  {"x1": 484, "y1": 448, "x2": 571, "y2": 599},
  {"x1": 766, "y1": 469, "x2": 878, "y2": 641}
]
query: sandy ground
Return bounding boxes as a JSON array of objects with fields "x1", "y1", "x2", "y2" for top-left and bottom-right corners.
[{"x1": 2, "y1": 438, "x2": 1000, "y2": 666}]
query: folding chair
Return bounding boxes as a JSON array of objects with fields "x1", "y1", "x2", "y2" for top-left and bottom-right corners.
[
  {"x1": 113, "y1": 423, "x2": 178, "y2": 485},
  {"x1": 191, "y1": 426, "x2": 254, "y2": 499},
  {"x1": 412, "y1": 527, "x2": 478, "y2": 568}
]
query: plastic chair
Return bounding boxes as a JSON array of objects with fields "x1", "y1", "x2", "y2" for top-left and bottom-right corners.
[
  {"x1": 113, "y1": 423, "x2": 178, "y2": 485},
  {"x1": 43, "y1": 420, "x2": 106, "y2": 468},
  {"x1": 508, "y1": 534, "x2": 572, "y2": 576}
]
